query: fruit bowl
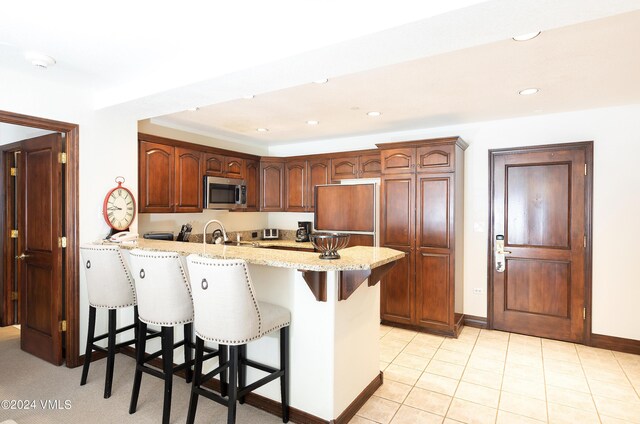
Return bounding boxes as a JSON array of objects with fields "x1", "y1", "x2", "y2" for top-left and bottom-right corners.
[{"x1": 309, "y1": 233, "x2": 351, "y2": 260}]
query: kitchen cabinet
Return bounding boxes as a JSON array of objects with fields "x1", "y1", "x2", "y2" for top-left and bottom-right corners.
[
  {"x1": 204, "y1": 153, "x2": 244, "y2": 179},
  {"x1": 378, "y1": 137, "x2": 467, "y2": 337},
  {"x1": 139, "y1": 141, "x2": 204, "y2": 213},
  {"x1": 330, "y1": 151, "x2": 381, "y2": 181},
  {"x1": 282, "y1": 158, "x2": 330, "y2": 212},
  {"x1": 260, "y1": 159, "x2": 285, "y2": 211},
  {"x1": 244, "y1": 159, "x2": 259, "y2": 211},
  {"x1": 174, "y1": 147, "x2": 204, "y2": 212}
]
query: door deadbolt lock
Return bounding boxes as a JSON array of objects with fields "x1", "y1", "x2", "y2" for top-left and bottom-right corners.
[
  {"x1": 495, "y1": 235, "x2": 511, "y2": 273},
  {"x1": 15, "y1": 253, "x2": 30, "y2": 260}
]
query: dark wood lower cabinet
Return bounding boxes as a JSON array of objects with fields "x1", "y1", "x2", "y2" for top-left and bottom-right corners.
[{"x1": 379, "y1": 138, "x2": 466, "y2": 337}]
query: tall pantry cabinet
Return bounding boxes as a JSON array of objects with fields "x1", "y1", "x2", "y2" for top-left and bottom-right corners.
[{"x1": 377, "y1": 137, "x2": 467, "y2": 337}]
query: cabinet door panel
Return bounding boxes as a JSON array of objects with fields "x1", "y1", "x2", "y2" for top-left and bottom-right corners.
[
  {"x1": 417, "y1": 144, "x2": 454, "y2": 173},
  {"x1": 308, "y1": 158, "x2": 330, "y2": 211},
  {"x1": 204, "y1": 153, "x2": 224, "y2": 176},
  {"x1": 381, "y1": 148, "x2": 415, "y2": 174},
  {"x1": 380, "y1": 247, "x2": 414, "y2": 324},
  {"x1": 260, "y1": 161, "x2": 284, "y2": 211},
  {"x1": 244, "y1": 159, "x2": 259, "y2": 211},
  {"x1": 417, "y1": 175, "x2": 451, "y2": 249},
  {"x1": 380, "y1": 175, "x2": 414, "y2": 247},
  {"x1": 175, "y1": 147, "x2": 203, "y2": 212},
  {"x1": 359, "y1": 153, "x2": 381, "y2": 178},
  {"x1": 416, "y1": 252, "x2": 452, "y2": 329},
  {"x1": 139, "y1": 141, "x2": 174, "y2": 213},
  {"x1": 225, "y1": 156, "x2": 244, "y2": 179},
  {"x1": 331, "y1": 156, "x2": 358, "y2": 180},
  {"x1": 285, "y1": 160, "x2": 307, "y2": 211}
]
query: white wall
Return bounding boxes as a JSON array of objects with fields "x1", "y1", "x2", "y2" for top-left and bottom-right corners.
[
  {"x1": 0, "y1": 123, "x2": 53, "y2": 145},
  {"x1": 270, "y1": 104, "x2": 640, "y2": 341}
]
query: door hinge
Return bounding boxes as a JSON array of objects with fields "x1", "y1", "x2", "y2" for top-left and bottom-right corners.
[
  {"x1": 583, "y1": 307, "x2": 586, "y2": 320},
  {"x1": 584, "y1": 236, "x2": 586, "y2": 248},
  {"x1": 59, "y1": 320, "x2": 67, "y2": 332},
  {"x1": 58, "y1": 237, "x2": 67, "y2": 248},
  {"x1": 10, "y1": 229, "x2": 18, "y2": 238},
  {"x1": 10, "y1": 291, "x2": 18, "y2": 301},
  {"x1": 58, "y1": 152, "x2": 67, "y2": 164},
  {"x1": 584, "y1": 164, "x2": 587, "y2": 175},
  {"x1": 10, "y1": 167, "x2": 17, "y2": 176}
]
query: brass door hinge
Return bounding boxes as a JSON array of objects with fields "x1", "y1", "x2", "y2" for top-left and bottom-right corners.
[
  {"x1": 58, "y1": 237, "x2": 67, "y2": 248},
  {"x1": 58, "y1": 152, "x2": 67, "y2": 164},
  {"x1": 10, "y1": 167, "x2": 17, "y2": 176},
  {"x1": 583, "y1": 308, "x2": 586, "y2": 320},
  {"x1": 584, "y1": 164, "x2": 587, "y2": 175},
  {"x1": 10, "y1": 229, "x2": 18, "y2": 238},
  {"x1": 10, "y1": 291, "x2": 18, "y2": 301},
  {"x1": 59, "y1": 320, "x2": 67, "y2": 332}
]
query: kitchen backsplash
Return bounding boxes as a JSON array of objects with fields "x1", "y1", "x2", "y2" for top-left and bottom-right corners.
[{"x1": 188, "y1": 229, "x2": 298, "y2": 243}]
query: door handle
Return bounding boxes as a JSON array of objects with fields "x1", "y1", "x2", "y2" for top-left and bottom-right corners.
[
  {"x1": 15, "y1": 253, "x2": 31, "y2": 260},
  {"x1": 495, "y1": 235, "x2": 508, "y2": 272}
]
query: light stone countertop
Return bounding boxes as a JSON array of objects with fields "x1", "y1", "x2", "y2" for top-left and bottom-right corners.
[{"x1": 113, "y1": 239, "x2": 404, "y2": 272}]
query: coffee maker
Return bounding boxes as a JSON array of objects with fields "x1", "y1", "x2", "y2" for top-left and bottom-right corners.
[{"x1": 296, "y1": 221, "x2": 312, "y2": 242}]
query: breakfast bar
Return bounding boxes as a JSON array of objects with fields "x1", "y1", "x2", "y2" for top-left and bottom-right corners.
[{"x1": 118, "y1": 239, "x2": 403, "y2": 422}]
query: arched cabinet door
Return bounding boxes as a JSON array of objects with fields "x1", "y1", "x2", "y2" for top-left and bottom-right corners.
[
  {"x1": 417, "y1": 144, "x2": 455, "y2": 173},
  {"x1": 380, "y1": 148, "x2": 416, "y2": 174},
  {"x1": 139, "y1": 141, "x2": 175, "y2": 213}
]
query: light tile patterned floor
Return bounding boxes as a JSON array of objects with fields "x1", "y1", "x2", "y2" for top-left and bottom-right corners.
[{"x1": 351, "y1": 325, "x2": 640, "y2": 424}]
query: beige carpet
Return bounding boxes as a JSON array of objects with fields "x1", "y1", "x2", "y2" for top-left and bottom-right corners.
[{"x1": 0, "y1": 327, "x2": 283, "y2": 424}]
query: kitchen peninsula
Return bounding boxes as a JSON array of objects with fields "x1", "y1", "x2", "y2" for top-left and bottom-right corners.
[{"x1": 119, "y1": 239, "x2": 404, "y2": 423}]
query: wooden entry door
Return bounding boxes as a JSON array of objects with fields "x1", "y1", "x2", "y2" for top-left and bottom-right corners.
[
  {"x1": 18, "y1": 133, "x2": 64, "y2": 365},
  {"x1": 489, "y1": 142, "x2": 592, "y2": 343}
]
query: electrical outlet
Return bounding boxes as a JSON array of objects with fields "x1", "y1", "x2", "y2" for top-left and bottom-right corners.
[
  {"x1": 473, "y1": 288, "x2": 484, "y2": 295},
  {"x1": 251, "y1": 231, "x2": 258, "y2": 238}
]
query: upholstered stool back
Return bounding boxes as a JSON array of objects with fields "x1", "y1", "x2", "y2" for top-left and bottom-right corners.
[
  {"x1": 128, "y1": 249, "x2": 193, "y2": 326},
  {"x1": 186, "y1": 255, "x2": 290, "y2": 345},
  {"x1": 80, "y1": 244, "x2": 135, "y2": 309}
]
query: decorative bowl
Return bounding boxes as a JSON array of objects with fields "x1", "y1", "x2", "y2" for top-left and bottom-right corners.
[{"x1": 309, "y1": 233, "x2": 351, "y2": 260}]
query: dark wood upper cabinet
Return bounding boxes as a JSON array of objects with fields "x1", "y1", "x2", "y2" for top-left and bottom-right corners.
[
  {"x1": 139, "y1": 134, "x2": 259, "y2": 214},
  {"x1": 260, "y1": 160, "x2": 285, "y2": 211},
  {"x1": 331, "y1": 151, "x2": 381, "y2": 180},
  {"x1": 378, "y1": 137, "x2": 466, "y2": 337},
  {"x1": 285, "y1": 160, "x2": 307, "y2": 212},
  {"x1": 174, "y1": 147, "x2": 203, "y2": 212},
  {"x1": 307, "y1": 158, "x2": 330, "y2": 211},
  {"x1": 380, "y1": 148, "x2": 415, "y2": 174},
  {"x1": 139, "y1": 141, "x2": 175, "y2": 213},
  {"x1": 244, "y1": 159, "x2": 259, "y2": 211},
  {"x1": 204, "y1": 153, "x2": 244, "y2": 179}
]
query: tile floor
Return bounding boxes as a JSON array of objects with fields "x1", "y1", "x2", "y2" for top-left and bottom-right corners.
[{"x1": 351, "y1": 325, "x2": 640, "y2": 424}]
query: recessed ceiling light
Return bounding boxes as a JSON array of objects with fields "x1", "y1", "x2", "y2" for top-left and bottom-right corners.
[
  {"x1": 313, "y1": 78, "x2": 328, "y2": 84},
  {"x1": 24, "y1": 51, "x2": 56, "y2": 69},
  {"x1": 256, "y1": 128, "x2": 269, "y2": 132},
  {"x1": 518, "y1": 88, "x2": 539, "y2": 95},
  {"x1": 306, "y1": 120, "x2": 319, "y2": 125},
  {"x1": 367, "y1": 111, "x2": 382, "y2": 117},
  {"x1": 243, "y1": 94, "x2": 255, "y2": 99},
  {"x1": 512, "y1": 31, "x2": 541, "y2": 41}
]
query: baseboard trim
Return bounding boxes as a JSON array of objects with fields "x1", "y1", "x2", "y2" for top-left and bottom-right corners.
[
  {"x1": 462, "y1": 314, "x2": 488, "y2": 329},
  {"x1": 332, "y1": 371, "x2": 383, "y2": 424},
  {"x1": 591, "y1": 333, "x2": 640, "y2": 355}
]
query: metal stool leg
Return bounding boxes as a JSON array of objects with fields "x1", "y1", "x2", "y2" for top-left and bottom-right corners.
[{"x1": 80, "y1": 306, "x2": 96, "y2": 386}]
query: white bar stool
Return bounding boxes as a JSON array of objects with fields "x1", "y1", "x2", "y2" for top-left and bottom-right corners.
[
  {"x1": 127, "y1": 249, "x2": 204, "y2": 424},
  {"x1": 79, "y1": 244, "x2": 145, "y2": 398},
  {"x1": 185, "y1": 255, "x2": 291, "y2": 424}
]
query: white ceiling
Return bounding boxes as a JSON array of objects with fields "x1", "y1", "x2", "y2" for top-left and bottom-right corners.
[{"x1": 2, "y1": 0, "x2": 640, "y2": 147}]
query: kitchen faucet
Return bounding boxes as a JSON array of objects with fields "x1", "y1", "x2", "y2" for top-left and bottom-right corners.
[{"x1": 203, "y1": 219, "x2": 229, "y2": 246}]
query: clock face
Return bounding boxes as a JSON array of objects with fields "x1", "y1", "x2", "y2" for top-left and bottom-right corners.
[{"x1": 104, "y1": 187, "x2": 136, "y2": 230}]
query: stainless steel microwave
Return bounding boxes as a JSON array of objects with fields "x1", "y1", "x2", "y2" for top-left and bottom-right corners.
[{"x1": 203, "y1": 176, "x2": 247, "y2": 210}]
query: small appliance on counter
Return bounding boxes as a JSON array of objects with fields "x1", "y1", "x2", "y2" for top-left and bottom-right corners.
[
  {"x1": 296, "y1": 221, "x2": 312, "y2": 242},
  {"x1": 176, "y1": 223, "x2": 192, "y2": 242},
  {"x1": 143, "y1": 231, "x2": 174, "y2": 241},
  {"x1": 262, "y1": 228, "x2": 279, "y2": 240}
]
